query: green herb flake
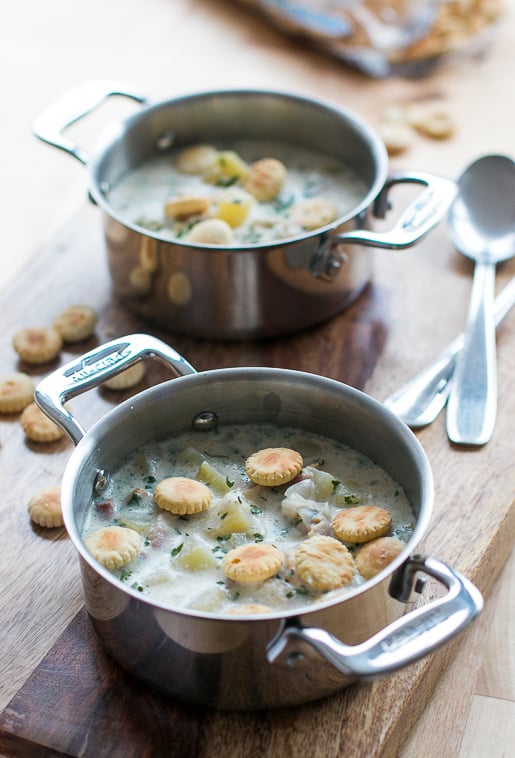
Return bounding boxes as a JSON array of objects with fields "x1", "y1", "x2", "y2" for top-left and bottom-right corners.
[
  {"x1": 272, "y1": 194, "x2": 295, "y2": 212},
  {"x1": 253, "y1": 533, "x2": 264, "y2": 543},
  {"x1": 287, "y1": 586, "x2": 309, "y2": 599},
  {"x1": 171, "y1": 543, "x2": 184, "y2": 557},
  {"x1": 215, "y1": 175, "x2": 238, "y2": 188},
  {"x1": 250, "y1": 504, "x2": 263, "y2": 515},
  {"x1": 225, "y1": 476, "x2": 235, "y2": 488}
]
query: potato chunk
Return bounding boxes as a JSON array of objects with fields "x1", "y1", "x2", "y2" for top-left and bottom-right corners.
[
  {"x1": 197, "y1": 460, "x2": 232, "y2": 494},
  {"x1": 176, "y1": 540, "x2": 218, "y2": 571},
  {"x1": 208, "y1": 493, "x2": 252, "y2": 537},
  {"x1": 203, "y1": 150, "x2": 249, "y2": 185},
  {"x1": 216, "y1": 188, "x2": 254, "y2": 228}
]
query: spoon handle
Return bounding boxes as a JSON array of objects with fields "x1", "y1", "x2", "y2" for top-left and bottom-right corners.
[
  {"x1": 446, "y1": 261, "x2": 497, "y2": 445},
  {"x1": 383, "y1": 276, "x2": 515, "y2": 428}
]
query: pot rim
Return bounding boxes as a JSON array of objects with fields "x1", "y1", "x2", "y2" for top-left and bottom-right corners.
[
  {"x1": 61, "y1": 366, "x2": 434, "y2": 622},
  {"x1": 86, "y1": 86, "x2": 389, "y2": 250}
]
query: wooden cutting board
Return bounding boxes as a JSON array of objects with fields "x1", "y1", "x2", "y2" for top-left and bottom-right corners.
[{"x1": 0, "y1": 205, "x2": 513, "y2": 757}]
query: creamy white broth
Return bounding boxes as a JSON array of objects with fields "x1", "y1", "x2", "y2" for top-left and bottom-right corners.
[
  {"x1": 82, "y1": 424, "x2": 415, "y2": 615},
  {"x1": 106, "y1": 140, "x2": 368, "y2": 245}
]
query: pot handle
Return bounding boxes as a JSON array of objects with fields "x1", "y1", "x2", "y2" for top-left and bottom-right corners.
[
  {"x1": 33, "y1": 79, "x2": 147, "y2": 165},
  {"x1": 35, "y1": 333, "x2": 196, "y2": 446},
  {"x1": 267, "y1": 554, "x2": 482, "y2": 679},
  {"x1": 334, "y1": 171, "x2": 457, "y2": 250}
]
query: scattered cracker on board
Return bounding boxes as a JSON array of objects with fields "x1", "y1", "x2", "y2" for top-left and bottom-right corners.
[
  {"x1": 28, "y1": 485, "x2": 63, "y2": 528},
  {"x1": 13, "y1": 326, "x2": 62, "y2": 364},
  {"x1": 222, "y1": 543, "x2": 284, "y2": 583},
  {"x1": 154, "y1": 476, "x2": 213, "y2": 515},
  {"x1": 411, "y1": 109, "x2": 455, "y2": 140},
  {"x1": 84, "y1": 525, "x2": 142, "y2": 570},
  {"x1": 245, "y1": 447, "x2": 303, "y2": 487},
  {"x1": 0, "y1": 372, "x2": 35, "y2": 414},
  {"x1": 377, "y1": 121, "x2": 414, "y2": 156},
  {"x1": 20, "y1": 402, "x2": 64, "y2": 443},
  {"x1": 103, "y1": 362, "x2": 146, "y2": 391},
  {"x1": 355, "y1": 536, "x2": 405, "y2": 579},
  {"x1": 332, "y1": 505, "x2": 392, "y2": 544},
  {"x1": 53, "y1": 304, "x2": 98, "y2": 343},
  {"x1": 378, "y1": 103, "x2": 455, "y2": 155},
  {"x1": 294, "y1": 534, "x2": 355, "y2": 591}
]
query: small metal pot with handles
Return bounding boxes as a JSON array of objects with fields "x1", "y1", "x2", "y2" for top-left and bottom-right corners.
[
  {"x1": 35, "y1": 334, "x2": 482, "y2": 709},
  {"x1": 34, "y1": 81, "x2": 456, "y2": 339}
]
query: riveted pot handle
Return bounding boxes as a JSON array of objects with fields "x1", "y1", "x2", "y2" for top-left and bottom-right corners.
[
  {"x1": 267, "y1": 555, "x2": 482, "y2": 679},
  {"x1": 33, "y1": 79, "x2": 147, "y2": 165},
  {"x1": 35, "y1": 333, "x2": 196, "y2": 446},
  {"x1": 335, "y1": 172, "x2": 457, "y2": 250}
]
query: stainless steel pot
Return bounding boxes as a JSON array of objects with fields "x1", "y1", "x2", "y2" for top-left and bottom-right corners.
[
  {"x1": 34, "y1": 81, "x2": 456, "y2": 339},
  {"x1": 35, "y1": 334, "x2": 482, "y2": 709}
]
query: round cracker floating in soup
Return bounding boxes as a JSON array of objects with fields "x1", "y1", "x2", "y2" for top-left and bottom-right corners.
[
  {"x1": 245, "y1": 447, "x2": 303, "y2": 486},
  {"x1": 176, "y1": 144, "x2": 218, "y2": 175},
  {"x1": 332, "y1": 505, "x2": 392, "y2": 544},
  {"x1": 84, "y1": 525, "x2": 142, "y2": 570},
  {"x1": 292, "y1": 197, "x2": 338, "y2": 230},
  {"x1": 222, "y1": 543, "x2": 283, "y2": 584},
  {"x1": 154, "y1": 476, "x2": 213, "y2": 515},
  {"x1": 355, "y1": 536, "x2": 405, "y2": 580},
  {"x1": 294, "y1": 535, "x2": 355, "y2": 592},
  {"x1": 225, "y1": 603, "x2": 273, "y2": 615}
]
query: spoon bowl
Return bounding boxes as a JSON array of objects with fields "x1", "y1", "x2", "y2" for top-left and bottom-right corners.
[
  {"x1": 446, "y1": 154, "x2": 515, "y2": 446},
  {"x1": 449, "y1": 155, "x2": 515, "y2": 264}
]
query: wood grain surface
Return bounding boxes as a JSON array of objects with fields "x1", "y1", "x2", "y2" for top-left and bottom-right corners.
[{"x1": 1, "y1": 0, "x2": 514, "y2": 755}]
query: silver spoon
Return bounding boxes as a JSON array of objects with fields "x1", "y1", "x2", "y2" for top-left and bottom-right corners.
[
  {"x1": 383, "y1": 276, "x2": 515, "y2": 427},
  {"x1": 446, "y1": 155, "x2": 515, "y2": 446}
]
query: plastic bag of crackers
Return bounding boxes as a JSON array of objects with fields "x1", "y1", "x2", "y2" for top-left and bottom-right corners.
[{"x1": 238, "y1": 0, "x2": 505, "y2": 77}]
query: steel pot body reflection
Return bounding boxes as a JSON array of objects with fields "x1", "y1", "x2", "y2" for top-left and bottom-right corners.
[
  {"x1": 34, "y1": 82, "x2": 456, "y2": 339},
  {"x1": 35, "y1": 334, "x2": 482, "y2": 709}
]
